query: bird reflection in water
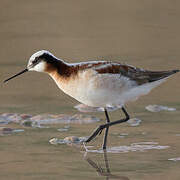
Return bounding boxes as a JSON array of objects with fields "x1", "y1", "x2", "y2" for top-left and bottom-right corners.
[{"x1": 84, "y1": 150, "x2": 129, "y2": 180}]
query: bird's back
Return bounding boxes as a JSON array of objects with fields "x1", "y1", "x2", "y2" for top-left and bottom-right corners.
[
  {"x1": 49, "y1": 60, "x2": 179, "y2": 107},
  {"x1": 70, "y1": 61, "x2": 179, "y2": 85}
]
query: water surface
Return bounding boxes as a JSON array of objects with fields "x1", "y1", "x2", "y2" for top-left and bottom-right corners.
[{"x1": 0, "y1": 0, "x2": 180, "y2": 179}]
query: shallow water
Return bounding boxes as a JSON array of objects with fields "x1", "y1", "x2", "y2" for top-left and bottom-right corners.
[{"x1": 0, "y1": 0, "x2": 180, "y2": 180}]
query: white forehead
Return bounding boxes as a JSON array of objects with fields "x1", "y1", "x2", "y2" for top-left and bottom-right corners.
[{"x1": 29, "y1": 50, "x2": 54, "y2": 60}]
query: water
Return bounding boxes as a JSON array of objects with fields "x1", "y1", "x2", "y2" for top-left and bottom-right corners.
[{"x1": 0, "y1": 0, "x2": 180, "y2": 179}]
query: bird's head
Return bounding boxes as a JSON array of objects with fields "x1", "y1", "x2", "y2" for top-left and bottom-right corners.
[
  {"x1": 27, "y1": 50, "x2": 56, "y2": 72},
  {"x1": 4, "y1": 50, "x2": 57, "y2": 83}
]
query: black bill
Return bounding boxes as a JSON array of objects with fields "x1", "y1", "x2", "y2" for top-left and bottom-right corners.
[{"x1": 4, "y1": 68, "x2": 28, "y2": 83}]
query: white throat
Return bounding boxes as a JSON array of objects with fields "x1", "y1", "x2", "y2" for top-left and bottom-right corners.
[{"x1": 28, "y1": 61, "x2": 46, "y2": 72}]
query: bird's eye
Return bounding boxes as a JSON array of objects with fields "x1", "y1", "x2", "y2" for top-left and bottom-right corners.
[{"x1": 33, "y1": 58, "x2": 38, "y2": 64}]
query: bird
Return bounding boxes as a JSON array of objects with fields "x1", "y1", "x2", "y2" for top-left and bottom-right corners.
[{"x1": 4, "y1": 50, "x2": 179, "y2": 149}]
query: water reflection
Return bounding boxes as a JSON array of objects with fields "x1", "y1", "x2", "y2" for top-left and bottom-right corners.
[{"x1": 84, "y1": 150, "x2": 129, "y2": 180}]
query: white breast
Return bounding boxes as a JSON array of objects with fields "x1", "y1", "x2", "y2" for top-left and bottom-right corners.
[{"x1": 49, "y1": 69, "x2": 142, "y2": 107}]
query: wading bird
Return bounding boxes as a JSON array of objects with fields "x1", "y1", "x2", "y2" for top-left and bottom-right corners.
[{"x1": 4, "y1": 50, "x2": 179, "y2": 149}]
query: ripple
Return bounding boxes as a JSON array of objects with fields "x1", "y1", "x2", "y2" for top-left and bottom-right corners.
[
  {"x1": 84, "y1": 142, "x2": 169, "y2": 153},
  {"x1": 168, "y1": 157, "x2": 180, "y2": 161},
  {"x1": 145, "y1": 105, "x2": 176, "y2": 112},
  {"x1": 49, "y1": 136, "x2": 87, "y2": 145},
  {"x1": 57, "y1": 125, "x2": 70, "y2": 132},
  {"x1": 127, "y1": 118, "x2": 142, "y2": 126},
  {"x1": 0, "y1": 127, "x2": 24, "y2": 136},
  {"x1": 0, "y1": 113, "x2": 100, "y2": 127}
]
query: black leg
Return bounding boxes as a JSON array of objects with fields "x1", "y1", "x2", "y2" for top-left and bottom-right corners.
[
  {"x1": 85, "y1": 106, "x2": 130, "y2": 144},
  {"x1": 102, "y1": 108, "x2": 110, "y2": 149}
]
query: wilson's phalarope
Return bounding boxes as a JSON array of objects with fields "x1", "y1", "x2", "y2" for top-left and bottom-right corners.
[{"x1": 4, "y1": 50, "x2": 179, "y2": 149}]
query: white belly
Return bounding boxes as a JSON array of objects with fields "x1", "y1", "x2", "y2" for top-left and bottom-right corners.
[{"x1": 50, "y1": 70, "x2": 165, "y2": 108}]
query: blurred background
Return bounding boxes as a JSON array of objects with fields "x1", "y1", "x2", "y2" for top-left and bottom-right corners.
[
  {"x1": 1, "y1": 0, "x2": 180, "y2": 114},
  {"x1": 1, "y1": 1, "x2": 180, "y2": 180}
]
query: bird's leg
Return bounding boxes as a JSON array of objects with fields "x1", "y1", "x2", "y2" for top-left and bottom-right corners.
[
  {"x1": 85, "y1": 107, "x2": 130, "y2": 144},
  {"x1": 102, "y1": 108, "x2": 110, "y2": 149}
]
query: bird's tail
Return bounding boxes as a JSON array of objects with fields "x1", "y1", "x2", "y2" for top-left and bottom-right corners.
[{"x1": 147, "y1": 69, "x2": 179, "y2": 82}]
